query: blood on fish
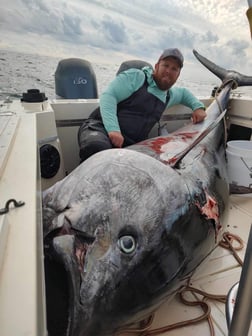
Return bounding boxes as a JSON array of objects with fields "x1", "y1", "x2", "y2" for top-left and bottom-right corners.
[
  {"x1": 141, "y1": 131, "x2": 199, "y2": 156},
  {"x1": 142, "y1": 137, "x2": 172, "y2": 154},
  {"x1": 195, "y1": 191, "x2": 221, "y2": 241}
]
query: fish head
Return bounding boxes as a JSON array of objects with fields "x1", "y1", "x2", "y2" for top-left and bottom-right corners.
[{"x1": 43, "y1": 148, "x2": 190, "y2": 336}]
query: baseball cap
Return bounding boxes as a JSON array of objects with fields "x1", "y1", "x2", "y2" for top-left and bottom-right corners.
[{"x1": 158, "y1": 48, "x2": 184, "y2": 67}]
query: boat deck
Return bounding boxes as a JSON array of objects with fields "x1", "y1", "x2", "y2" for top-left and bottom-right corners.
[
  {"x1": 0, "y1": 99, "x2": 252, "y2": 336},
  {"x1": 121, "y1": 194, "x2": 252, "y2": 336}
]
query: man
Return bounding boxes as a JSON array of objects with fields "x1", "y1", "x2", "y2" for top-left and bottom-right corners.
[{"x1": 78, "y1": 48, "x2": 206, "y2": 161}]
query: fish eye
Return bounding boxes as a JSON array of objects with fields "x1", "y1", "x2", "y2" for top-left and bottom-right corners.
[{"x1": 118, "y1": 235, "x2": 136, "y2": 254}]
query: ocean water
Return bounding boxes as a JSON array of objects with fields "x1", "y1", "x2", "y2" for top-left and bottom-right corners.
[
  {"x1": 0, "y1": 49, "x2": 119, "y2": 100},
  {"x1": 1, "y1": 49, "x2": 252, "y2": 101}
]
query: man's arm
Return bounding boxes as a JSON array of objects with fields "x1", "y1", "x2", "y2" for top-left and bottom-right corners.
[
  {"x1": 168, "y1": 87, "x2": 206, "y2": 123},
  {"x1": 100, "y1": 69, "x2": 145, "y2": 132},
  {"x1": 99, "y1": 69, "x2": 145, "y2": 146}
]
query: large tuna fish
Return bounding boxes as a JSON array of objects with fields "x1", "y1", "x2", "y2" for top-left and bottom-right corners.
[{"x1": 42, "y1": 50, "x2": 252, "y2": 336}]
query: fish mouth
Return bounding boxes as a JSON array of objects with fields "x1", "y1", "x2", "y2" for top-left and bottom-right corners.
[{"x1": 44, "y1": 223, "x2": 95, "y2": 336}]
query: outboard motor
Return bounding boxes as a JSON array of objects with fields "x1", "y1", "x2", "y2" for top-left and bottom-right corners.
[
  {"x1": 55, "y1": 58, "x2": 98, "y2": 99},
  {"x1": 116, "y1": 59, "x2": 153, "y2": 75}
]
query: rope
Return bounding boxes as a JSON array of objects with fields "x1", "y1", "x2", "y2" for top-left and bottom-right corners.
[
  {"x1": 219, "y1": 231, "x2": 244, "y2": 266},
  {"x1": 115, "y1": 315, "x2": 154, "y2": 335},
  {"x1": 139, "y1": 292, "x2": 213, "y2": 336},
  {"x1": 115, "y1": 232, "x2": 244, "y2": 336},
  {"x1": 138, "y1": 285, "x2": 228, "y2": 336},
  {"x1": 211, "y1": 84, "x2": 230, "y2": 145}
]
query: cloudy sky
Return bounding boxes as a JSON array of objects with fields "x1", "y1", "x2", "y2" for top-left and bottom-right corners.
[{"x1": 1, "y1": 0, "x2": 252, "y2": 80}]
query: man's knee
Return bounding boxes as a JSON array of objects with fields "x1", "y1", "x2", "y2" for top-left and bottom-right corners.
[
  {"x1": 78, "y1": 119, "x2": 112, "y2": 162},
  {"x1": 79, "y1": 138, "x2": 112, "y2": 162}
]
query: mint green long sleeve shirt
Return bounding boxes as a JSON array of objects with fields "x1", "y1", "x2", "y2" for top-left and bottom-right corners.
[{"x1": 99, "y1": 66, "x2": 205, "y2": 133}]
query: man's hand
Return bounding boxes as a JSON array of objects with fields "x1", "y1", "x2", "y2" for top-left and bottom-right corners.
[
  {"x1": 192, "y1": 108, "x2": 207, "y2": 124},
  {"x1": 108, "y1": 131, "x2": 124, "y2": 148}
]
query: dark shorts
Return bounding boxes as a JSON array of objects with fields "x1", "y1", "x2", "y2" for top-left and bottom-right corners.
[{"x1": 78, "y1": 119, "x2": 113, "y2": 162}]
